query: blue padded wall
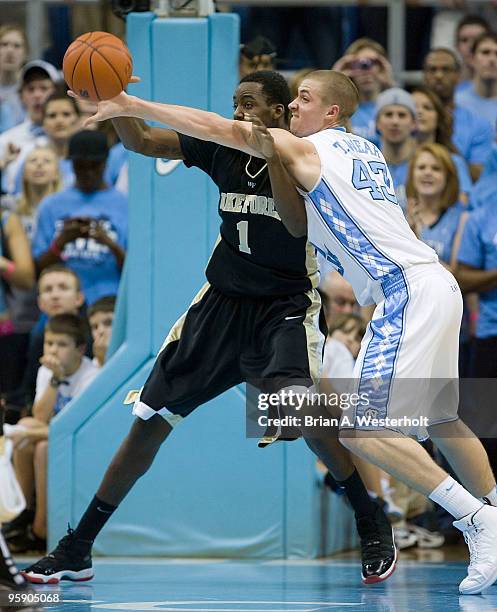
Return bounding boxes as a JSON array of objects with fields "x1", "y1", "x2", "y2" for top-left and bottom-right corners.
[{"x1": 48, "y1": 12, "x2": 358, "y2": 558}]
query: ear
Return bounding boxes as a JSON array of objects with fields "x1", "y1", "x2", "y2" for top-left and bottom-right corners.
[
  {"x1": 272, "y1": 103, "x2": 285, "y2": 120},
  {"x1": 76, "y1": 291, "x2": 85, "y2": 309},
  {"x1": 327, "y1": 104, "x2": 340, "y2": 121}
]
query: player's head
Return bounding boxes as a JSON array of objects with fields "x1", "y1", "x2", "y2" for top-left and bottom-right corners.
[
  {"x1": 406, "y1": 142, "x2": 459, "y2": 211},
  {"x1": 471, "y1": 32, "x2": 497, "y2": 83},
  {"x1": 423, "y1": 48, "x2": 461, "y2": 102},
  {"x1": 375, "y1": 88, "x2": 416, "y2": 146},
  {"x1": 288, "y1": 70, "x2": 359, "y2": 137},
  {"x1": 455, "y1": 15, "x2": 490, "y2": 68},
  {"x1": 38, "y1": 264, "x2": 84, "y2": 317},
  {"x1": 234, "y1": 70, "x2": 290, "y2": 128}
]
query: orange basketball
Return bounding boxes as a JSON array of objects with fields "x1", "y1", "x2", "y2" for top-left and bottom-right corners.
[{"x1": 63, "y1": 31, "x2": 133, "y2": 102}]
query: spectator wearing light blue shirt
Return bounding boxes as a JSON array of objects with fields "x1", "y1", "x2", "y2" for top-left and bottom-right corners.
[
  {"x1": 423, "y1": 47, "x2": 493, "y2": 181},
  {"x1": 376, "y1": 88, "x2": 417, "y2": 211},
  {"x1": 32, "y1": 130, "x2": 127, "y2": 306},
  {"x1": 468, "y1": 144, "x2": 497, "y2": 211},
  {"x1": 333, "y1": 38, "x2": 393, "y2": 147},
  {"x1": 0, "y1": 25, "x2": 28, "y2": 132},
  {"x1": 454, "y1": 15, "x2": 491, "y2": 97},
  {"x1": 455, "y1": 32, "x2": 497, "y2": 138},
  {"x1": 412, "y1": 86, "x2": 472, "y2": 205}
]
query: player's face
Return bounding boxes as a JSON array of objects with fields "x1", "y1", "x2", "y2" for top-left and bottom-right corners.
[
  {"x1": 289, "y1": 79, "x2": 331, "y2": 137},
  {"x1": 412, "y1": 92, "x2": 437, "y2": 137},
  {"x1": 423, "y1": 52, "x2": 459, "y2": 100},
  {"x1": 233, "y1": 82, "x2": 281, "y2": 128},
  {"x1": 21, "y1": 78, "x2": 55, "y2": 124},
  {"x1": 38, "y1": 272, "x2": 83, "y2": 317},
  {"x1": 24, "y1": 147, "x2": 59, "y2": 186},
  {"x1": 43, "y1": 99, "x2": 80, "y2": 141},
  {"x1": 412, "y1": 151, "x2": 446, "y2": 199},
  {"x1": 0, "y1": 30, "x2": 26, "y2": 72},
  {"x1": 457, "y1": 24, "x2": 487, "y2": 65},
  {"x1": 376, "y1": 105, "x2": 415, "y2": 144},
  {"x1": 473, "y1": 39, "x2": 497, "y2": 81},
  {"x1": 43, "y1": 330, "x2": 83, "y2": 373}
]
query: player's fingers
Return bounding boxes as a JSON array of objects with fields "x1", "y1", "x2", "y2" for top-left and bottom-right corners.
[
  {"x1": 129, "y1": 75, "x2": 141, "y2": 83},
  {"x1": 67, "y1": 89, "x2": 77, "y2": 99},
  {"x1": 83, "y1": 114, "x2": 101, "y2": 128}
]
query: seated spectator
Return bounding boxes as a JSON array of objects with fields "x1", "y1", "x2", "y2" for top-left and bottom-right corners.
[
  {"x1": 12, "y1": 145, "x2": 62, "y2": 241},
  {"x1": 322, "y1": 313, "x2": 364, "y2": 384},
  {"x1": 319, "y1": 270, "x2": 358, "y2": 330},
  {"x1": 20, "y1": 264, "x2": 85, "y2": 406},
  {"x1": 239, "y1": 36, "x2": 277, "y2": 78},
  {"x1": 5, "y1": 314, "x2": 99, "y2": 553},
  {"x1": 406, "y1": 143, "x2": 466, "y2": 269},
  {"x1": 333, "y1": 38, "x2": 393, "y2": 145},
  {"x1": 32, "y1": 130, "x2": 128, "y2": 305},
  {"x1": 375, "y1": 88, "x2": 417, "y2": 211},
  {"x1": 0, "y1": 60, "x2": 59, "y2": 193},
  {"x1": 411, "y1": 85, "x2": 472, "y2": 204},
  {"x1": 455, "y1": 15, "x2": 491, "y2": 95},
  {"x1": 0, "y1": 24, "x2": 27, "y2": 132},
  {"x1": 87, "y1": 295, "x2": 116, "y2": 367},
  {"x1": 0, "y1": 207, "x2": 35, "y2": 399},
  {"x1": 423, "y1": 47, "x2": 493, "y2": 180},
  {"x1": 10, "y1": 92, "x2": 81, "y2": 195},
  {"x1": 455, "y1": 32, "x2": 497, "y2": 137}
]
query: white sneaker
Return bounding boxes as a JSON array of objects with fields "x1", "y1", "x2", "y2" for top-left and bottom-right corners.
[{"x1": 453, "y1": 505, "x2": 497, "y2": 595}]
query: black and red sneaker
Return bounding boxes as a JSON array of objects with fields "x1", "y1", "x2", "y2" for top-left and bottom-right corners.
[
  {"x1": 356, "y1": 502, "x2": 397, "y2": 584},
  {"x1": 22, "y1": 527, "x2": 93, "y2": 585}
]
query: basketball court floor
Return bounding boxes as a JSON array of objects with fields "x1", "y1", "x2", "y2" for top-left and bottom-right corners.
[{"x1": 18, "y1": 552, "x2": 497, "y2": 612}]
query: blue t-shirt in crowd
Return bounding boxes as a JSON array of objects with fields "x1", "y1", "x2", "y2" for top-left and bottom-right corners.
[
  {"x1": 452, "y1": 153, "x2": 472, "y2": 196},
  {"x1": 351, "y1": 101, "x2": 380, "y2": 147},
  {"x1": 458, "y1": 207, "x2": 497, "y2": 338},
  {"x1": 452, "y1": 105, "x2": 494, "y2": 165},
  {"x1": 105, "y1": 143, "x2": 128, "y2": 186},
  {"x1": 387, "y1": 160, "x2": 409, "y2": 211},
  {"x1": 468, "y1": 174, "x2": 497, "y2": 210},
  {"x1": 32, "y1": 186, "x2": 128, "y2": 305},
  {"x1": 420, "y1": 202, "x2": 464, "y2": 264},
  {"x1": 455, "y1": 80, "x2": 472, "y2": 96},
  {"x1": 480, "y1": 142, "x2": 497, "y2": 180},
  {"x1": 456, "y1": 85, "x2": 497, "y2": 136}
]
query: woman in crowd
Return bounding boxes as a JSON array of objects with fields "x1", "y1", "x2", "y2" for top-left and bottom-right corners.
[{"x1": 411, "y1": 86, "x2": 472, "y2": 205}]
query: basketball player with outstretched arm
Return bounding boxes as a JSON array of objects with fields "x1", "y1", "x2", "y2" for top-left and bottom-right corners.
[
  {"x1": 44, "y1": 68, "x2": 497, "y2": 596},
  {"x1": 22, "y1": 71, "x2": 396, "y2": 586}
]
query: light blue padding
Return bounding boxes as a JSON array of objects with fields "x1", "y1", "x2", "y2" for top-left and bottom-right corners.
[{"x1": 48, "y1": 12, "x2": 356, "y2": 559}]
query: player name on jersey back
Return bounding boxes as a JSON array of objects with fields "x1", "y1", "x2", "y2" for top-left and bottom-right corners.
[{"x1": 302, "y1": 128, "x2": 437, "y2": 306}]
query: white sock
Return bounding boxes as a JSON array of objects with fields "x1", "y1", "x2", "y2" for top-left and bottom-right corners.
[
  {"x1": 429, "y1": 476, "x2": 483, "y2": 520},
  {"x1": 481, "y1": 486, "x2": 497, "y2": 506}
]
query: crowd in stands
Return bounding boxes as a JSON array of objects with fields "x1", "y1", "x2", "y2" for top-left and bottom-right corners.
[{"x1": 1, "y1": 3, "x2": 497, "y2": 556}]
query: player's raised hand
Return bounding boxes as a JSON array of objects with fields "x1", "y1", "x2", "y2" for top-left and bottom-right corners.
[{"x1": 244, "y1": 114, "x2": 277, "y2": 160}]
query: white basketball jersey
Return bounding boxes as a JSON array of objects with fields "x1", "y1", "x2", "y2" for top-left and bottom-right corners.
[{"x1": 302, "y1": 128, "x2": 438, "y2": 305}]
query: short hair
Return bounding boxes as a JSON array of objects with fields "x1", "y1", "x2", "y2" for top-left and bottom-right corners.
[
  {"x1": 344, "y1": 37, "x2": 388, "y2": 58},
  {"x1": 456, "y1": 14, "x2": 490, "y2": 40},
  {"x1": 306, "y1": 70, "x2": 359, "y2": 123},
  {"x1": 424, "y1": 47, "x2": 461, "y2": 71},
  {"x1": 240, "y1": 36, "x2": 276, "y2": 60},
  {"x1": 45, "y1": 313, "x2": 87, "y2": 347},
  {"x1": 239, "y1": 70, "x2": 291, "y2": 121},
  {"x1": 406, "y1": 143, "x2": 459, "y2": 211},
  {"x1": 410, "y1": 85, "x2": 457, "y2": 153},
  {"x1": 328, "y1": 313, "x2": 366, "y2": 338},
  {"x1": 38, "y1": 264, "x2": 81, "y2": 292},
  {"x1": 87, "y1": 295, "x2": 116, "y2": 319},
  {"x1": 0, "y1": 24, "x2": 28, "y2": 55},
  {"x1": 42, "y1": 92, "x2": 80, "y2": 121},
  {"x1": 472, "y1": 31, "x2": 497, "y2": 55}
]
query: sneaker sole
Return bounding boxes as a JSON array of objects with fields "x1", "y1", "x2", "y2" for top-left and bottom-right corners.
[
  {"x1": 362, "y1": 528, "x2": 398, "y2": 585},
  {"x1": 21, "y1": 568, "x2": 93, "y2": 584},
  {"x1": 459, "y1": 562, "x2": 497, "y2": 595}
]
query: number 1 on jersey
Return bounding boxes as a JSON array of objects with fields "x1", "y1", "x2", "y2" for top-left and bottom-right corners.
[{"x1": 236, "y1": 220, "x2": 252, "y2": 254}]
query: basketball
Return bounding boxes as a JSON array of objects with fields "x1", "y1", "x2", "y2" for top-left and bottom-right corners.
[{"x1": 62, "y1": 31, "x2": 133, "y2": 102}]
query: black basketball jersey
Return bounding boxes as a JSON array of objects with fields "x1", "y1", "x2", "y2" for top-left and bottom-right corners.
[{"x1": 178, "y1": 134, "x2": 318, "y2": 298}]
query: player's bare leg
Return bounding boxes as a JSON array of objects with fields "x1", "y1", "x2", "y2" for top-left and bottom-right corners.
[{"x1": 340, "y1": 429, "x2": 497, "y2": 594}]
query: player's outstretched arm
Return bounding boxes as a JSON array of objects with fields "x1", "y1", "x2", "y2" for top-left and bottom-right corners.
[
  {"x1": 245, "y1": 115, "x2": 307, "y2": 237},
  {"x1": 111, "y1": 118, "x2": 184, "y2": 160}
]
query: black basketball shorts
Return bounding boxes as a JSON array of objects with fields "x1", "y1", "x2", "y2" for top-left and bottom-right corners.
[{"x1": 127, "y1": 282, "x2": 324, "y2": 427}]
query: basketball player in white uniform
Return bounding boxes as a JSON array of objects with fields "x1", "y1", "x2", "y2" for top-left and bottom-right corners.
[{"x1": 82, "y1": 69, "x2": 497, "y2": 595}]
